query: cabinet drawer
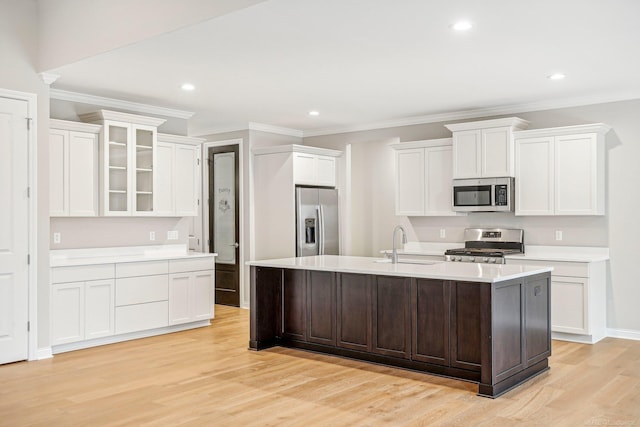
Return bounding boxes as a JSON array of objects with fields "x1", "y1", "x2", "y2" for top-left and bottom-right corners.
[
  {"x1": 115, "y1": 301, "x2": 168, "y2": 334},
  {"x1": 169, "y1": 257, "x2": 215, "y2": 274},
  {"x1": 51, "y1": 264, "x2": 114, "y2": 284},
  {"x1": 508, "y1": 259, "x2": 588, "y2": 277},
  {"x1": 115, "y1": 275, "x2": 168, "y2": 306},
  {"x1": 116, "y1": 260, "x2": 168, "y2": 278}
]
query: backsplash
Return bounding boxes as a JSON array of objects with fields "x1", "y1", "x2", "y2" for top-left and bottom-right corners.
[{"x1": 50, "y1": 217, "x2": 190, "y2": 249}]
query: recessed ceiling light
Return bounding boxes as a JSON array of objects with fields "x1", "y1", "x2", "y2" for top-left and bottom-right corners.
[
  {"x1": 181, "y1": 83, "x2": 195, "y2": 91},
  {"x1": 548, "y1": 73, "x2": 566, "y2": 80},
  {"x1": 308, "y1": 111, "x2": 320, "y2": 116},
  {"x1": 450, "y1": 21, "x2": 472, "y2": 31}
]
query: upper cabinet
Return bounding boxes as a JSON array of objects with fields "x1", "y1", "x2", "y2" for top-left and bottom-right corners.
[
  {"x1": 155, "y1": 134, "x2": 203, "y2": 217},
  {"x1": 514, "y1": 124, "x2": 610, "y2": 216},
  {"x1": 49, "y1": 119, "x2": 101, "y2": 217},
  {"x1": 80, "y1": 110, "x2": 166, "y2": 216},
  {"x1": 445, "y1": 117, "x2": 529, "y2": 179},
  {"x1": 391, "y1": 138, "x2": 459, "y2": 216},
  {"x1": 293, "y1": 151, "x2": 337, "y2": 187}
]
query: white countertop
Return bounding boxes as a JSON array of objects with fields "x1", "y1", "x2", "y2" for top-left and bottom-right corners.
[
  {"x1": 380, "y1": 242, "x2": 460, "y2": 257},
  {"x1": 50, "y1": 245, "x2": 217, "y2": 267},
  {"x1": 505, "y1": 245, "x2": 610, "y2": 263},
  {"x1": 247, "y1": 255, "x2": 552, "y2": 283}
]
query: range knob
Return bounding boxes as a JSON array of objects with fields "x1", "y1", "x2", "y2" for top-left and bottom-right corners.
[
  {"x1": 488, "y1": 258, "x2": 496, "y2": 264},
  {"x1": 482, "y1": 257, "x2": 489, "y2": 263},
  {"x1": 468, "y1": 257, "x2": 475, "y2": 262}
]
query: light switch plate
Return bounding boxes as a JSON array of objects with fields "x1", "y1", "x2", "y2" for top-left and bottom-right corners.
[
  {"x1": 555, "y1": 230, "x2": 563, "y2": 241},
  {"x1": 439, "y1": 229, "x2": 446, "y2": 238},
  {"x1": 53, "y1": 233, "x2": 61, "y2": 244},
  {"x1": 167, "y1": 230, "x2": 179, "y2": 240},
  {"x1": 149, "y1": 231, "x2": 155, "y2": 241}
]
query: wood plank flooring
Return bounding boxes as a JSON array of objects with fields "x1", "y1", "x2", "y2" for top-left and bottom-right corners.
[{"x1": 1, "y1": 305, "x2": 639, "y2": 426}]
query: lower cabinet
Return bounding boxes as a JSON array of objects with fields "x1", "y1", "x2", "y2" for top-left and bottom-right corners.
[
  {"x1": 51, "y1": 279, "x2": 115, "y2": 346},
  {"x1": 169, "y1": 270, "x2": 214, "y2": 325},
  {"x1": 51, "y1": 256, "x2": 215, "y2": 352},
  {"x1": 306, "y1": 271, "x2": 336, "y2": 346},
  {"x1": 337, "y1": 273, "x2": 371, "y2": 352}
]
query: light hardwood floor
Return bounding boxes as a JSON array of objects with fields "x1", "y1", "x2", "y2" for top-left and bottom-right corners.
[{"x1": 1, "y1": 305, "x2": 639, "y2": 426}]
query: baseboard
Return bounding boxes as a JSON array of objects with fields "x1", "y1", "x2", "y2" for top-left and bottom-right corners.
[
  {"x1": 34, "y1": 347, "x2": 53, "y2": 360},
  {"x1": 606, "y1": 328, "x2": 640, "y2": 341}
]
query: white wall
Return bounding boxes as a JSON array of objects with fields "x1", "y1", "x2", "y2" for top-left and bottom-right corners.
[
  {"x1": 304, "y1": 99, "x2": 640, "y2": 334},
  {"x1": 0, "y1": 0, "x2": 51, "y2": 351}
]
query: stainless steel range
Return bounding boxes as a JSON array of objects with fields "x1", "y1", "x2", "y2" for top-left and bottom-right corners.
[{"x1": 444, "y1": 228, "x2": 524, "y2": 264}]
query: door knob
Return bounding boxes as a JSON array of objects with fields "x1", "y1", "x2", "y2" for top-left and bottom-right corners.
[{"x1": 230, "y1": 242, "x2": 239, "y2": 248}]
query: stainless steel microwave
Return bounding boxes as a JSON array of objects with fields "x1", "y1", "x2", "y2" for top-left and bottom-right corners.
[{"x1": 452, "y1": 177, "x2": 514, "y2": 212}]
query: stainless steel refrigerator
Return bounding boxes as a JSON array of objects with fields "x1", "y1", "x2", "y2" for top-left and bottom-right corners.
[{"x1": 296, "y1": 187, "x2": 339, "y2": 256}]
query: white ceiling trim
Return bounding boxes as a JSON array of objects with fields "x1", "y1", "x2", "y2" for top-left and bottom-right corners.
[
  {"x1": 49, "y1": 89, "x2": 195, "y2": 119},
  {"x1": 195, "y1": 122, "x2": 303, "y2": 138},
  {"x1": 302, "y1": 92, "x2": 640, "y2": 138}
]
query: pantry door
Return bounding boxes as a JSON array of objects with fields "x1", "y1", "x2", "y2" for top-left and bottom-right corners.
[
  {"x1": 0, "y1": 95, "x2": 30, "y2": 364},
  {"x1": 208, "y1": 144, "x2": 240, "y2": 307}
]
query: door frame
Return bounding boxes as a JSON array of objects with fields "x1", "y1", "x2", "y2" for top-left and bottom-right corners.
[
  {"x1": 0, "y1": 88, "x2": 39, "y2": 361},
  {"x1": 201, "y1": 138, "x2": 246, "y2": 308}
]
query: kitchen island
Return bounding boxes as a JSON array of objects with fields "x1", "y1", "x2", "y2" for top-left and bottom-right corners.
[{"x1": 248, "y1": 255, "x2": 552, "y2": 398}]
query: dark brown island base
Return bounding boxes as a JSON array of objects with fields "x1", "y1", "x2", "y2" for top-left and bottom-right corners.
[{"x1": 248, "y1": 256, "x2": 552, "y2": 398}]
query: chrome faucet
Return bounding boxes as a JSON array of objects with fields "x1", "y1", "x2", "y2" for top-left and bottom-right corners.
[{"x1": 391, "y1": 225, "x2": 408, "y2": 264}]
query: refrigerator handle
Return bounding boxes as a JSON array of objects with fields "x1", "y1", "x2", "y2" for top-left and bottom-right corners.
[{"x1": 318, "y1": 205, "x2": 325, "y2": 255}]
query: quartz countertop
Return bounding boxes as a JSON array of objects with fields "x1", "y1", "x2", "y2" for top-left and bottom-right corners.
[
  {"x1": 380, "y1": 241, "x2": 461, "y2": 257},
  {"x1": 247, "y1": 255, "x2": 552, "y2": 283},
  {"x1": 50, "y1": 245, "x2": 217, "y2": 267}
]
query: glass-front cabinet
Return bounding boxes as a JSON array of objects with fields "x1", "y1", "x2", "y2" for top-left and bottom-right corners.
[{"x1": 80, "y1": 110, "x2": 166, "y2": 216}]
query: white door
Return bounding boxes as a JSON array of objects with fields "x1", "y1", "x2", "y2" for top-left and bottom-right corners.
[{"x1": 0, "y1": 96, "x2": 30, "y2": 364}]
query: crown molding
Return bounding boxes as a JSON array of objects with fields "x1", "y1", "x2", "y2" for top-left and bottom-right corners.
[
  {"x1": 50, "y1": 89, "x2": 195, "y2": 120},
  {"x1": 389, "y1": 138, "x2": 452, "y2": 150},
  {"x1": 79, "y1": 109, "x2": 166, "y2": 127},
  {"x1": 248, "y1": 122, "x2": 304, "y2": 138},
  {"x1": 157, "y1": 133, "x2": 206, "y2": 145},
  {"x1": 252, "y1": 144, "x2": 342, "y2": 157},
  {"x1": 302, "y1": 93, "x2": 640, "y2": 138},
  {"x1": 49, "y1": 118, "x2": 101, "y2": 133},
  {"x1": 444, "y1": 117, "x2": 530, "y2": 132},
  {"x1": 39, "y1": 72, "x2": 60, "y2": 85},
  {"x1": 514, "y1": 123, "x2": 611, "y2": 138}
]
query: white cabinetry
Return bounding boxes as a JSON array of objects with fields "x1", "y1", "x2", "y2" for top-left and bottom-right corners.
[
  {"x1": 514, "y1": 124, "x2": 610, "y2": 216},
  {"x1": 156, "y1": 134, "x2": 203, "y2": 216},
  {"x1": 506, "y1": 253, "x2": 607, "y2": 344},
  {"x1": 445, "y1": 117, "x2": 529, "y2": 178},
  {"x1": 168, "y1": 258, "x2": 214, "y2": 325},
  {"x1": 252, "y1": 144, "x2": 342, "y2": 259},
  {"x1": 51, "y1": 264, "x2": 115, "y2": 346},
  {"x1": 391, "y1": 138, "x2": 459, "y2": 216},
  {"x1": 49, "y1": 119, "x2": 101, "y2": 217},
  {"x1": 293, "y1": 152, "x2": 336, "y2": 187},
  {"x1": 79, "y1": 110, "x2": 166, "y2": 216}
]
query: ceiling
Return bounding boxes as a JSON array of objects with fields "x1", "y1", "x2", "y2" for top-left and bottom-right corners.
[{"x1": 50, "y1": 0, "x2": 640, "y2": 136}]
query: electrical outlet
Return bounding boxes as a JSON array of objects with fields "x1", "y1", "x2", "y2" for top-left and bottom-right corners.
[
  {"x1": 149, "y1": 231, "x2": 155, "y2": 241},
  {"x1": 439, "y1": 229, "x2": 446, "y2": 238},
  {"x1": 555, "y1": 230, "x2": 563, "y2": 241},
  {"x1": 53, "y1": 233, "x2": 61, "y2": 244}
]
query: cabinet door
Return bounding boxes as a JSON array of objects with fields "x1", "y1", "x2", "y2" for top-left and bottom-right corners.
[
  {"x1": 68, "y1": 131, "x2": 99, "y2": 216},
  {"x1": 169, "y1": 273, "x2": 190, "y2": 325},
  {"x1": 155, "y1": 141, "x2": 175, "y2": 216},
  {"x1": 450, "y1": 282, "x2": 482, "y2": 372},
  {"x1": 551, "y1": 276, "x2": 588, "y2": 334},
  {"x1": 452, "y1": 130, "x2": 481, "y2": 178},
  {"x1": 555, "y1": 133, "x2": 600, "y2": 215},
  {"x1": 293, "y1": 152, "x2": 316, "y2": 185},
  {"x1": 103, "y1": 121, "x2": 131, "y2": 216},
  {"x1": 282, "y1": 269, "x2": 306, "y2": 340},
  {"x1": 190, "y1": 270, "x2": 214, "y2": 321},
  {"x1": 51, "y1": 282, "x2": 84, "y2": 345},
  {"x1": 306, "y1": 270, "x2": 336, "y2": 346},
  {"x1": 372, "y1": 276, "x2": 411, "y2": 359},
  {"x1": 174, "y1": 144, "x2": 199, "y2": 216},
  {"x1": 132, "y1": 124, "x2": 157, "y2": 215},
  {"x1": 395, "y1": 148, "x2": 425, "y2": 216},
  {"x1": 49, "y1": 129, "x2": 67, "y2": 216},
  {"x1": 481, "y1": 126, "x2": 512, "y2": 177},
  {"x1": 424, "y1": 146, "x2": 456, "y2": 216},
  {"x1": 337, "y1": 273, "x2": 371, "y2": 352},
  {"x1": 316, "y1": 155, "x2": 336, "y2": 187},
  {"x1": 412, "y1": 279, "x2": 449, "y2": 366},
  {"x1": 515, "y1": 136, "x2": 554, "y2": 215},
  {"x1": 85, "y1": 279, "x2": 114, "y2": 339}
]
